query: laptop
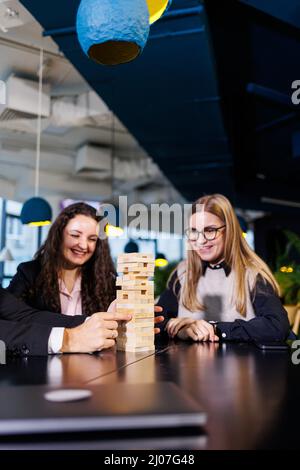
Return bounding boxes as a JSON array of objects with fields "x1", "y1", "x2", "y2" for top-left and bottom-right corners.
[{"x1": 0, "y1": 382, "x2": 206, "y2": 435}]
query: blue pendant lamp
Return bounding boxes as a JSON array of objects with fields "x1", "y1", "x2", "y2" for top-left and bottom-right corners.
[
  {"x1": 21, "y1": 48, "x2": 52, "y2": 227},
  {"x1": 76, "y1": 0, "x2": 150, "y2": 65},
  {"x1": 21, "y1": 197, "x2": 52, "y2": 227},
  {"x1": 146, "y1": 0, "x2": 172, "y2": 24},
  {"x1": 124, "y1": 239, "x2": 139, "y2": 253}
]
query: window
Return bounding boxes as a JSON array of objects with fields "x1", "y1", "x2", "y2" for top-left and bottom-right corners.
[{"x1": 0, "y1": 199, "x2": 38, "y2": 287}]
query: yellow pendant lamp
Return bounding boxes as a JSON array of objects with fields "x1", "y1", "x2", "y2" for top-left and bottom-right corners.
[
  {"x1": 147, "y1": 0, "x2": 172, "y2": 24},
  {"x1": 155, "y1": 252, "x2": 168, "y2": 268}
]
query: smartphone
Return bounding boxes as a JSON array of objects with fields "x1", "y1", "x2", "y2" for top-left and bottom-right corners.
[{"x1": 254, "y1": 341, "x2": 289, "y2": 351}]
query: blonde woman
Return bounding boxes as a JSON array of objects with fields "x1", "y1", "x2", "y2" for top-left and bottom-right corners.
[{"x1": 157, "y1": 194, "x2": 290, "y2": 343}]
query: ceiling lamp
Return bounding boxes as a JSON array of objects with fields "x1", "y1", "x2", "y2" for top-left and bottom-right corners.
[
  {"x1": 76, "y1": 0, "x2": 150, "y2": 66},
  {"x1": 103, "y1": 205, "x2": 124, "y2": 238},
  {"x1": 155, "y1": 252, "x2": 168, "y2": 268},
  {"x1": 105, "y1": 224, "x2": 124, "y2": 238},
  {"x1": 146, "y1": 0, "x2": 172, "y2": 24},
  {"x1": 21, "y1": 197, "x2": 52, "y2": 227},
  {"x1": 237, "y1": 215, "x2": 248, "y2": 238},
  {"x1": 124, "y1": 239, "x2": 139, "y2": 253},
  {"x1": 20, "y1": 48, "x2": 52, "y2": 227}
]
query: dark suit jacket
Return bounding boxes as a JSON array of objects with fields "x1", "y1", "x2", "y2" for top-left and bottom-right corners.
[
  {"x1": 7, "y1": 259, "x2": 52, "y2": 311},
  {"x1": 0, "y1": 287, "x2": 85, "y2": 356},
  {"x1": 8, "y1": 259, "x2": 117, "y2": 315}
]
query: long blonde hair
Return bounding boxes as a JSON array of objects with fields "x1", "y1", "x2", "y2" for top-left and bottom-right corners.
[{"x1": 179, "y1": 194, "x2": 279, "y2": 316}]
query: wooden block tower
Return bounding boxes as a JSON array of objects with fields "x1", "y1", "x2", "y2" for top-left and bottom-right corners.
[{"x1": 116, "y1": 253, "x2": 155, "y2": 352}]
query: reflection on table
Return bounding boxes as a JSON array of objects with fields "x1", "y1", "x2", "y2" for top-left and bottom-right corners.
[{"x1": 0, "y1": 339, "x2": 298, "y2": 449}]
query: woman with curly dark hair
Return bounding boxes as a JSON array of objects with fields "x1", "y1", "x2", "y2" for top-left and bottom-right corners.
[{"x1": 7, "y1": 202, "x2": 116, "y2": 316}]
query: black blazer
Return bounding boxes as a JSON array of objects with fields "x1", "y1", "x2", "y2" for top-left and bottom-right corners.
[
  {"x1": 0, "y1": 287, "x2": 85, "y2": 356},
  {"x1": 7, "y1": 259, "x2": 116, "y2": 314},
  {"x1": 7, "y1": 259, "x2": 50, "y2": 311},
  {"x1": 157, "y1": 269, "x2": 291, "y2": 342}
]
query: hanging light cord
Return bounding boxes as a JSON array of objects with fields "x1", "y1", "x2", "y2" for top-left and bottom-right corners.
[
  {"x1": 35, "y1": 47, "x2": 44, "y2": 197},
  {"x1": 111, "y1": 81, "x2": 116, "y2": 195}
]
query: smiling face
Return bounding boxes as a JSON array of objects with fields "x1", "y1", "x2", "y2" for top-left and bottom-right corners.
[
  {"x1": 189, "y1": 210, "x2": 226, "y2": 264},
  {"x1": 62, "y1": 215, "x2": 99, "y2": 268}
]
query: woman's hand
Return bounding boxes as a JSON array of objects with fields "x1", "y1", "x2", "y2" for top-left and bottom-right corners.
[
  {"x1": 166, "y1": 317, "x2": 195, "y2": 338},
  {"x1": 154, "y1": 306, "x2": 164, "y2": 334},
  {"x1": 61, "y1": 311, "x2": 132, "y2": 353},
  {"x1": 108, "y1": 300, "x2": 164, "y2": 335},
  {"x1": 167, "y1": 318, "x2": 219, "y2": 342},
  {"x1": 178, "y1": 319, "x2": 219, "y2": 342}
]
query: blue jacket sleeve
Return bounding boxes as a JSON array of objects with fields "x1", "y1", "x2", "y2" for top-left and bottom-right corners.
[
  {"x1": 0, "y1": 319, "x2": 52, "y2": 356},
  {"x1": 0, "y1": 287, "x2": 86, "y2": 356},
  {"x1": 217, "y1": 277, "x2": 291, "y2": 342},
  {"x1": 156, "y1": 271, "x2": 180, "y2": 332}
]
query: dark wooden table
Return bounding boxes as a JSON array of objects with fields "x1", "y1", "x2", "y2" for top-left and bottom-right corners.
[{"x1": 0, "y1": 339, "x2": 299, "y2": 449}]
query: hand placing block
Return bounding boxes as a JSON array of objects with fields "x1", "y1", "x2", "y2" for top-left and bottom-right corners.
[{"x1": 116, "y1": 252, "x2": 155, "y2": 352}]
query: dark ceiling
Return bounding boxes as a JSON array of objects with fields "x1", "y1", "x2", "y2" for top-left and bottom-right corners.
[{"x1": 20, "y1": 0, "x2": 300, "y2": 213}]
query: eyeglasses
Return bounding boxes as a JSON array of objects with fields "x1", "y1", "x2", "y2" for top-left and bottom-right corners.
[{"x1": 185, "y1": 225, "x2": 226, "y2": 242}]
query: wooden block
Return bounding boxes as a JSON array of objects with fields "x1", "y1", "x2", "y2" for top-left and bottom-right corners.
[
  {"x1": 117, "y1": 317, "x2": 154, "y2": 324},
  {"x1": 118, "y1": 252, "x2": 152, "y2": 259},
  {"x1": 116, "y1": 303, "x2": 153, "y2": 310},
  {"x1": 117, "y1": 328, "x2": 154, "y2": 337},
  {"x1": 118, "y1": 253, "x2": 154, "y2": 263},
  {"x1": 117, "y1": 289, "x2": 153, "y2": 296},
  {"x1": 119, "y1": 329, "x2": 153, "y2": 337},
  {"x1": 117, "y1": 262, "x2": 154, "y2": 269},
  {"x1": 117, "y1": 333, "x2": 153, "y2": 341},
  {"x1": 117, "y1": 342, "x2": 155, "y2": 351},
  {"x1": 118, "y1": 252, "x2": 153, "y2": 258},
  {"x1": 124, "y1": 317, "x2": 154, "y2": 325},
  {"x1": 118, "y1": 337, "x2": 154, "y2": 346},
  {"x1": 116, "y1": 310, "x2": 154, "y2": 319},
  {"x1": 116, "y1": 278, "x2": 154, "y2": 288},
  {"x1": 117, "y1": 262, "x2": 155, "y2": 270},
  {"x1": 117, "y1": 291, "x2": 154, "y2": 301},
  {"x1": 118, "y1": 274, "x2": 149, "y2": 281},
  {"x1": 117, "y1": 343, "x2": 155, "y2": 352},
  {"x1": 116, "y1": 302, "x2": 154, "y2": 310},
  {"x1": 117, "y1": 265, "x2": 154, "y2": 275},
  {"x1": 116, "y1": 277, "x2": 153, "y2": 285},
  {"x1": 119, "y1": 270, "x2": 154, "y2": 276},
  {"x1": 116, "y1": 286, "x2": 154, "y2": 295},
  {"x1": 117, "y1": 311, "x2": 153, "y2": 317},
  {"x1": 117, "y1": 336, "x2": 154, "y2": 347},
  {"x1": 116, "y1": 298, "x2": 153, "y2": 306},
  {"x1": 141, "y1": 292, "x2": 154, "y2": 298},
  {"x1": 117, "y1": 279, "x2": 153, "y2": 288},
  {"x1": 117, "y1": 258, "x2": 154, "y2": 264},
  {"x1": 124, "y1": 335, "x2": 154, "y2": 342},
  {"x1": 119, "y1": 324, "x2": 154, "y2": 333},
  {"x1": 117, "y1": 297, "x2": 154, "y2": 305}
]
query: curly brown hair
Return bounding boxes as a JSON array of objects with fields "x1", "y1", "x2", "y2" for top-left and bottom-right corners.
[{"x1": 34, "y1": 202, "x2": 116, "y2": 316}]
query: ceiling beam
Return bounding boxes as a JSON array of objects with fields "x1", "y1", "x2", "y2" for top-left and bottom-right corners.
[
  {"x1": 43, "y1": 5, "x2": 204, "y2": 38},
  {"x1": 246, "y1": 82, "x2": 295, "y2": 109}
]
